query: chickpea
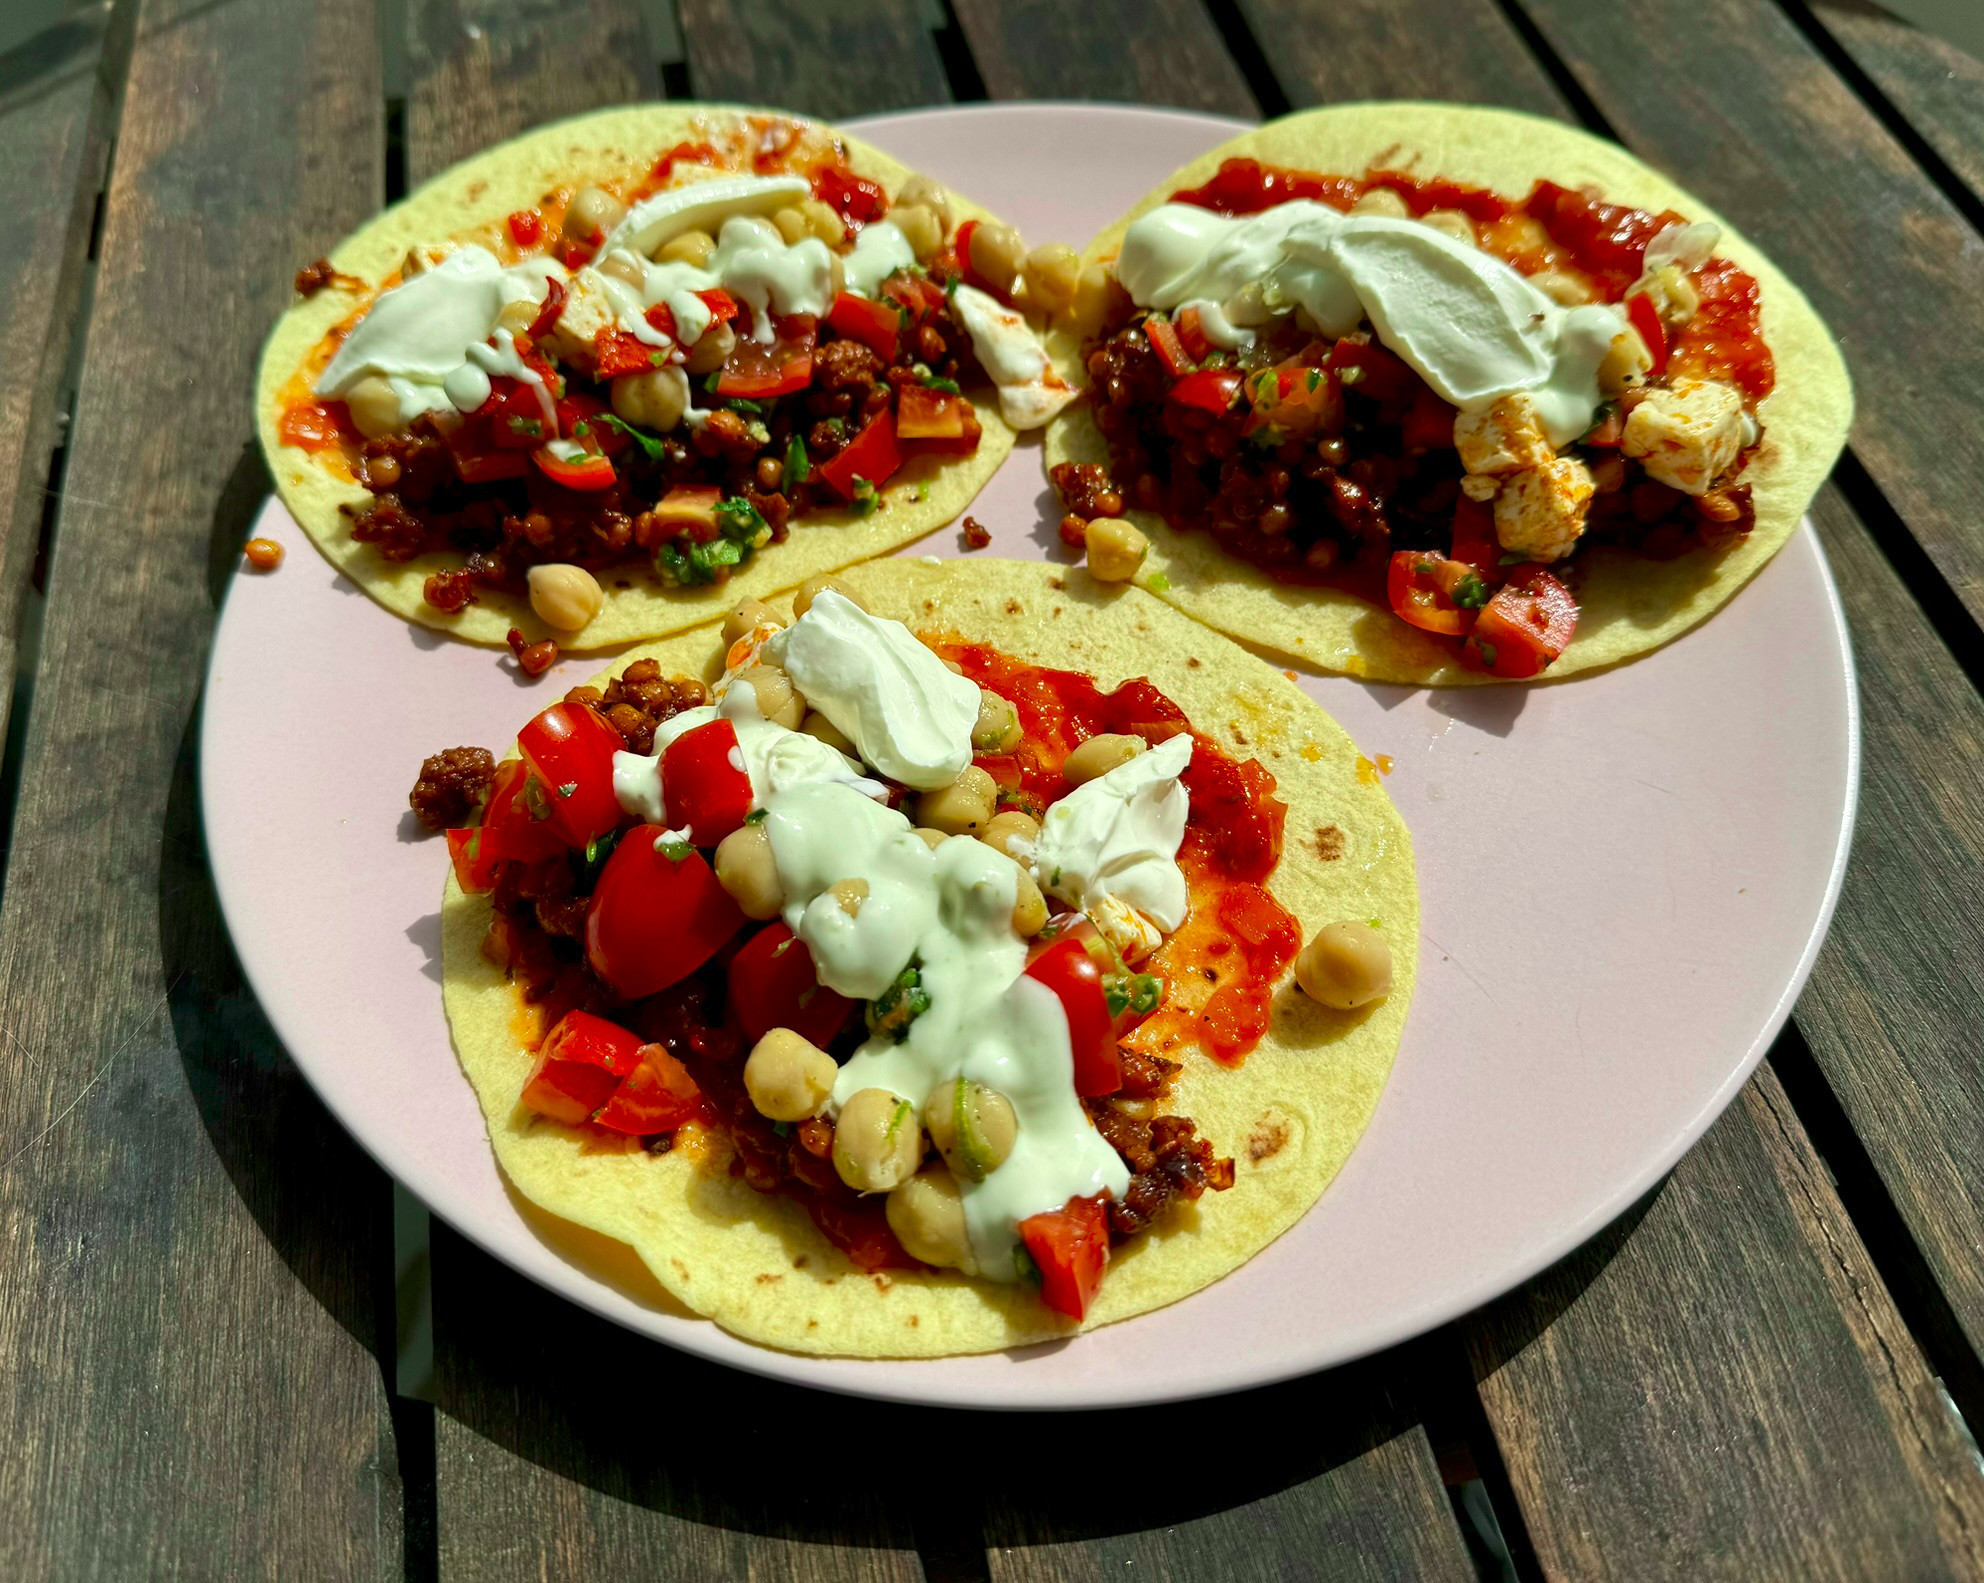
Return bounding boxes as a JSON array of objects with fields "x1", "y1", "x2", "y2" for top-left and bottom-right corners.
[
  {"x1": 722, "y1": 596, "x2": 781, "y2": 645},
  {"x1": 1063, "y1": 733, "x2": 1144, "y2": 786},
  {"x1": 756, "y1": 456, "x2": 784, "y2": 493},
  {"x1": 886, "y1": 1169, "x2": 976, "y2": 1272},
  {"x1": 526, "y1": 563, "x2": 605, "y2": 632},
  {"x1": 1023, "y1": 243, "x2": 1081, "y2": 316},
  {"x1": 714, "y1": 823, "x2": 784, "y2": 920},
  {"x1": 792, "y1": 572, "x2": 866, "y2": 617},
  {"x1": 610, "y1": 367, "x2": 688, "y2": 432},
  {"x1": 736, "y1": 664, "x2": 806, "y2": 729},
  {"x1": 801, "y1": 710, "x2": 856, "y2": 755},
  {"x1": 923, "y1": 1077, "x2": 1017, "y2": 1181},
  {"x1": 1070, "y1": 262, "x2": 1120, "y2": 340},
  {"x1": 683, "y1": 319, "x2": 736, "y2": 376},
  {"x1": 495, "y1": 298, "x2": 538, "y2": 338},
  {"x1": 772, "y1": 206, "x2": 810, "y2": 245},
  {"x1": 1421, "y1": 209, "x2": 1477, "y2": 246},
  {"x1": 658, "y1": 228, "x2": 715, "y2": 267},
  {"x1": 830, "y1": 253, "x2": 846, "y2": 300},
  {"x1": 980, "y1": 809, "x2": 1040, "y2": 863},
  {"x1": 1598, "y1": 328, "x2": 1653, "y2": 399},
  {"x1": 744, "y1": 1028, "x2": 837, "y2": 1122},
  {"x1": 564, "y1": 185, "x2": 625, "y2": 246},
  {"x1": 1528, "y1": 268, "x2": 1592, "y2": 307},
  {"x1": 799, "y1": 198, "x2": 846, "y2": 246},
  {"x1": 1085, "y1": 515, "x2": 1149, "y2": 583},
  {"x1": 1294, "y1": 919, "x2": 1393, "y2": 1010},
  {"x1": 342, "y1": 376, "x2": 403, "y2": 440},
  {"x1": 895, "y1": 174, "x2": 952, "y2": 228},
  {"x1": 915, "y1": 765, "x2": 997, "y2": 836},
  {"x1": 829, "y1": 877, "x2": 868, "y2": 917},
  {"x1": 968, "y1": 222, "x2": 1027, "y2": 293},
  {"x1": 833, "y1": 1088, "x2": 925, "y2": 1193},
  {"x1": 596, "y1": 250, "x2": 644, "y2": 289},
  {"x1": 1350, "y1": 186, "x2": 1410, "y2": 218},
  {"x1": 972, "y1": 689, "x2": 1022, "y2": 753},
  {"x1": 1009, "y1": 865, "x2": 1048, "y2": 938},
  {"x1": 892, "y1": 203, "x2": 943, "y2": 264}
]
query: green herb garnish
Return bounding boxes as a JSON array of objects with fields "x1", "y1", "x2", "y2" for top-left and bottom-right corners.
[
  {"x1": 1146, "y1": 571, "x2": 1171, "y2": 593},
  {"x1": 593, "y1": 412, "x2": 667, "y2": 460},
  {"x1": 1014, "y1": 1245, "x2": 1042, "y2": 1285},
  {"x1": 850, "y1": 477, "x2": 879, "y2": 517},
  {"x1": 745, "y1": 808, "x2": 769, "y2": 825},
  {"x1": 913, "y1": 363, "x2": 962, "y2": 395},
  {"x1": 506, "y1": 417, "x2": 542, "y2": 438},
  {"x1": 726, "y1": 397, "x2": 765, "y2": 416},
  {"x1": 784, "y1": 433, "x2": 810, "y2": 485},
  {"x1": 656, "y1": 836, "x2": 693, "y2": 861},
  {"x1": 1474, "y1": 640, "x2": 1498, "y2": 666},
  {"x1": 1453, "y1": 572, "x2": 1490, "y2": 610},
  {"x1": 867, "y1": 963, "x2": 931, "y2": 1043},
  {"x1": 771, "y1": 1120, "x2": 791, "y2": 1137},
  {"x1": 714, "y1": 496, "x2": 770, "y2": 545}
]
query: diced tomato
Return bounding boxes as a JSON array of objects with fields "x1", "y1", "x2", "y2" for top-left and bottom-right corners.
[
  {"x1": 1627, "y1": 290, "x2": 1669, "y2": 376},
  {"x1": 1199, "y1": 982, "x2": 1274, "y2": 1066},
  {"x1": 592, "y1": 1045, "x2": 705, "y2": 1134},
  {"x1": 643, "y1": 287, "x2": 740, "y2": 344},
  {"x1": 532, "y1": 446, "x2": 618, "y2": 491},
  {"x1": 439, "y1": 414, "x2": 533, "y2": 480},
  {"x1": 1023, "y1": 936, "x2": 1119, "y2": 1097},
  {"x1": 1144, "y1": 315, "x2": 1191, "y2": 378},
  {"x1": 584, "y1": 828, "x2": 746, "y2": 998},
  {"x1": 559, "y1": 240, "x2": 591, "y2": 271},
  {"x1": 826, "y1": 290, "x2": 900, "y2": 362},
  {"x1": 1174, "y1": 306, "x2": 1213, "y2": 362},
  {"x1": 507, "y1": 209, "x2": 544, "y2": 248},
  {"x1": 814, "y1": 408, "x2": 902, "y2": 501},
  {"x1": 728, "y1": 923, "x2": 855, "y2": 1049},
  {"x1": 516, "y1": 701, "x2": 625, "y2": 847},
  {"x1": 896, "y1": 383, "x2": 980, "y2": 454},
  {"x1": 881, "y1": 271, "x2": 947, "y2": 328},
  {"x1": 1465, "y1": 567, "x2": 1579, "y2": 677},
  {"x1": 480, "y1": 759, "x2": 564, "y2": 854},
  {"x1": 592, "y1": 327, "x2": 659, "y2": 381},
  {"x1": 1400, "y1": 383, "x2": 1455, "y2": 451},
  {"x1": 651, "y1": 484, "x2": 722, "y2": 537},
  {"x1": 521, "y1": 1010, "x2": 645, "y2": 1125},
  {"x1": 1387, "y1": 550, "x2": 1488, "y2": 637},
  {"x1": 1327, "y1": 337, "x2": 1417, "y2": 404},
  {"x1": 951, "y1": 219, "x2": 984, "y2": 290},
  {"x1": 716, "y1": 315, "x2": 817, "y2": 399},
  {"x1": 1449, "y1": 496, "x2": 1502, "y2": 581},
  {"x1": 1019, "y1": 1194, "x2": 1110, "y2": 1321},
  {"x1": 483, "y1": 378, "x2": 553, "y2": 449},
  {"x1": 661, "y1": 719, "x2": 754, "y2": 846},
  {"x1": 556, "y1": 392, "x2": 626, "y2": 456},
  {"x1": 1242, "y1": 358, "x2": 1340, "y2": 439},
  {"x1": 651, "y1": 140, "x2": 718, "y2": 184},
  {"x1": 813, "y1": 164, "x2": 888, "y2": 228},
  {"x1": 446, "y1": 828, "x2": 499, "y2": 893},
  {"x1": 526, "y1": 276, "x2": 567, "y2": 341},
  {"x1": 1169, "y1": 369, "x2": 1241, "y2": 416}
]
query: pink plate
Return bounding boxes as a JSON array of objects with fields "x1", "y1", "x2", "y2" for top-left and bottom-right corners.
[{"x1": 203, "y1": 106, "x2": 1856, "y2": 1409}]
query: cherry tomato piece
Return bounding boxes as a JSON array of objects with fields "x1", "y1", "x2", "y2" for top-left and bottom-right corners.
[
  {"x1": 1019, "y1": 1194, "x2": 1111, "y2": 1320},
  {"x1": 728, "y1": 923, "x2": 856, "y2": 1049},
  {"x1": 1386, "y1": 551, "x2": 1488, "y2": 637},
  {"x1": 521, "y1": 1010, "x2": 646, "y2": 1125},
  {"x1": 1466, "y1": 567, "x2": 1580, "y2": 678},
  {"x1": 516, "y1": 702, "x2": 626, "y2": 848},
  {"x1": 584, "y1": 826, "x2": 746, "y2": 998},
  {"x1": 826, "y1": 290, "x2": 900, "y2": 362},
  {"x1": 1024, "y1": 936, "x2": 1120, "y2": 1096},
  {"x1": 661, "y1": 718, "x2": 754, "y2": 847},
  {"x1": 813, "y1": 408, "x2": 902, "y2": 501}
]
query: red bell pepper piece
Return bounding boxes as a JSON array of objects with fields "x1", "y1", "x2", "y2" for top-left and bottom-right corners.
[
  {"x1": 728, "y1": 923, "x2": 855, "y2": 1049},
  {"x1": 526, "y1": 276, "x2": 567, "y2": 341},
  {"x1": 1018, "y1": 1194, "x2": 1111, "y2": 1320},
  {"x1": 826, "y1": 290, "x2": 900, "y2": 362},
  {"x1": 1168, "y1": 369, "x2": 1242, "y2": 416},
  {"x1": 1144, "y1": 315, "x2": 1191, "y2": 378},
  {"x1": 813, "y1": 165, "x2": 888, "y2": 228},
  {"x1": 507, "y1": 209, "x2": 544, "y2": 248},
  {"x1": 584, "y1": 828, "x2": 746, "y2": 999},
  {"x1": 531, "y1": 446, "x2": 618, "y2": 492},
  {"x1": 1400, "y1": 383, "x2": 1455, "y2": 452},
  {"x1": 813, "y1": 408, "x2": 903, "y2": 501},
  {"x1": 592, "y1": 327, "x2": 659, "y2": 381},
  {"x1": 515, "y1": 701, "x2": 625, "y2": 848},
  {"x1": 661, "y1": 718, "x2": 754, "y2": 847},
  {"x1": 1023, "y1": 935, "x2": 1120, "y2": 1097},
  {"x1": 1627, "y1": 289, "x2": 1669, "y2": 376}
]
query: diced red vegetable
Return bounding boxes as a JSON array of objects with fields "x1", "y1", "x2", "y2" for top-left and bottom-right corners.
[
  {"x1": 716, "y1": 316, "x2": 817, "y2": 399},
  {"x1": 896, "y1": 383, "x2": 978, "y2": 452},
  {"x1": 1174, "y1": 305, "x2": 1213, "y2": 362},
  {"x1": 1627, "y1": 290, "x2": 1669, "y2": 376},
  {"x1": 1144, "y1": 315, "x2": 1191, "y2": 378},
  {"x1": 643, "y1": 288, "x2": 740, "y2": 344},
  {"x1": 592, "y1": 1046, "x2": 705, "y2": 1134},
  {"x1": 814, "y1": 408, "x2": 903, "y2": 501},
  {"x1": 531, "y1": 446, "x2": 617, "y2": 492},
  {"x1": 1399, "y1": 383, "x2": 1455, "y2": 452},
  {"x1": 728, "y1": 923, "x2": 855, "y2": 1049},
  {"x1": 826, "y1": 290, "x2": 900, "y2": 362},
  {"x1": 506, "y1": 209, "x2": 544, "y2": 248},
  {"x1": 813, "y1": 165, "x2": 888, "y2": 227},
  {"x1": 519, "y1": 1055, "x2": 620, "y2": 1127},
  {"x1": 881, "y1": 272, "x2": 947, "y2": 328},
  {"x1": 1327, "y1": 337, "x2": 1416, "y2": 404},
  {"x1": 651, "y1": 484, "x2": 722, "y2": 536},
  {"x1": 1386, "y1": 550, "x2": 1486, "y2": 637},
  {"x1": 521, "y1": 1010, "x2": 646, "y2": 1125},
  {"x1": 1449, "y1": 496, "x2": 1501, "y2": 579},
  {"x1": 1019, "y1": 1194, "x2": 1111, "y2": 1320},
  {"x1": 1169, "y1": 369, "x2": 1242, "y2": 416},
  {"x1": 1466, "y1": 567, "x2": 1580, "y2": 677},
  {"x1": 661, "y1": 719, "x2": 754, "y2": 847},
  {"x1": 1024, "y1": 936, "x2": 1119, "y2": 1097},
  {"x1": 525, "y1": 277, "x2": 567, "y2": 342},
  {"x1": 516, "y1": 702, "x2": 625, "y2": 847},
  {"x1": 592, "y1": 328, "x2": 659, "y2": 381},
  {"x1": 584, "y1": 827, "x2": 746, "y2": 998}
]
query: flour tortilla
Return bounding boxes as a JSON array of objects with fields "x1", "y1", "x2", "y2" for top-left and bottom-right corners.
[
  {"x1": 256, "y1": 104, "x2": 1015, "y2": 650},
  {"x1": 1044, "y1": 104, "x2": 1854, "y2": 683},
  {"x1": 440, "y1": 558, "x2": 1417, "y2": 1356}
]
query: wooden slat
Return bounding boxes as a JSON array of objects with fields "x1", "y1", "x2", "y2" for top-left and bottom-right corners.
[
  {"x1": 0, "y1": 7, "x2": 115, "y2": 750},
  {"x1": 1519, "y1": 0, "x2": 1984, "y2": 634},
  {"x1": 677, "y1": 0, "x2": 950, "y2": 120},
  {"x1": 1807, "y1": 0, "x2": 1984, "y2": 199},
  {"x1": 953, "y1": 0, "x2": 1257, "y2": 115},
  {"x1": 1235, "y1": 0, "x2": 1565, "y2": 115},
  {"x1": 1471, "y1": 1062, "x2": 1984, "y2": 1579},
  {"x1": 0, "y1": 0, "x2": 401, "y2": 1577},
  {"x1": 406, "y1": 0, "x2": 660, "y2": 184}
]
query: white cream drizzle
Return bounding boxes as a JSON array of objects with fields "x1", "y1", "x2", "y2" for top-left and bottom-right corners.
[{"x1": 950, "y1": 283, "x2": 1077, "y2": 430}]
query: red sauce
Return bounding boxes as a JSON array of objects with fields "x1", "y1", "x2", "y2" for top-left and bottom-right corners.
[
  {"x1": 939, "y1": 641, "x2": 1299, "y2": 1069},
  {"x1": 277, "y1": 401, "x2": 349, "y2": 452}
]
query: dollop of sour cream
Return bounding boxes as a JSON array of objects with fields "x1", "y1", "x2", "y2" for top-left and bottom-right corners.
[
  {"x1": 1034, "y1": 733, "x2": 1193, "y2": 931},
  {"x1": 950, "y1": 283, "x2": 1077, "y2": 430},
  {"x1": 1116, "y1": 201, "x2": 1628, "y2": 447},
  {"x1": 600, "y1": 173, "x2": 811, "y2": 262},
  {"x1": 763, "y1": 591, "x2": 980, "y2": 790}
]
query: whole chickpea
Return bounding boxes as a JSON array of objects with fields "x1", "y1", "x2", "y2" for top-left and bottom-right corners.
[
  {"x1": 915, "y1": 765, "x2": 997, "y2": 836},
  {"x1": 683, "y1": 320, "x2": 736, "y2": 376},
  {"x1": 895, "y1": 174, "x2": 952, "y2": 229},
  {"x1": 1421, "y1": 209, "x2": 1477, "y2": 246},
  {"x1": 891, "y1": 203, "x2": 944, "y2": 264},
  {"x1": 971, "y1": 689, "x2": 1022, "y2": 753},
  {"x1": 526, "y1": 563, "x2": 605, "y2": 632},
  {"x1": 980, "y1": 809, "x2": 1040, "y2": 863},
  {"x1": 799, "y1": 198, "x2": 847, "y2": 246},
  {"x1": 495, "y1": 298, "x2": 539, "y2": 338},
  {"x1": 1009, "y1": 865, "x2": 1048, "y2": 938},
  {"x1": 722, "y1": 596, "x2": 781, "y2": 645},
  {"x1": 658, "y1": 228, "x2": 715, "y2": 267},
  {"x1": 736, "y1": 664, "x2": 806, "y2": 729},
  {"x1": 793, "y1": 572, "x2": 867, "y2": 617},
  {"x1": 713, "y1": 823, "x2": 784, "y2": 920},
  {"x1": 772, "y1": 206, "x2": 810, "y2": 245},
  {"x1": 968, "y1": 223, "x2": 1028, "y2": 294},
  {"x1": 1529, "y1": 268, "x2": 1593, "y2": 307},
  {"x1": 342, "y1": 376, "x2": 403, "y2": 440},
  {"x1": 1062, "y1": 733, "x2": 1145, "y2": 786},
  {"x1": 833, "y1": 1088, "x2": 925, "y2": 1193},
  {"x1": 1023, "y1": 244, "x2": 1081, "y2": 316},
  {"x1": 886, "y1": 1169, "x2": 977, "y2": 1272},
  {"x1": 911, "y1": 827, "x2": 949, "y2": 850},
  {"x1": 1294, "y1": 919, "x2": 1394, "y2": 1010},
  {"x1": 828, "y1": 877, "x2": 869, "y2": 917},
  {"x1": 1085, "y1": 516, "x2": 1149, "y2": 583},
  {"x1": 1350, "y1": 186, "x2": 1410, "y2": 218},
  {"x1": 801, "y1": 710, "x2": 856, "y2": 755},
  {"x1": 1070, "y1": 262, "x2": 1120, "y2": 340},
  {"x1": 564, "y1": 185, "x2": 626, "y2": 246},
  {"x1": 744, "y1": 1028, "x2": 838, "y2": 1122},
  {"x1": 923, "y1": 1076, "x2": 1018, "y2": 1181},
  {"x1": 611, "y1": 367, "x2": 688, "y2": 432}
]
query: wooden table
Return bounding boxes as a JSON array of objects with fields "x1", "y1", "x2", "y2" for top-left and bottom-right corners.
[{"x1": 3, "y1": 0, "x2": 1982, "y2": 1575}]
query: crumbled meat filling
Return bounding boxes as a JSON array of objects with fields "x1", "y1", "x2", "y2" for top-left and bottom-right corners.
[{"x1": 409, "y1": 746, "x2": 494, "y2": 830}]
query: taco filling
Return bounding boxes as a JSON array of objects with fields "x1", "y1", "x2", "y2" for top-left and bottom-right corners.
[
  {"x1": 1060, "y1": 156, "x2": 1775, "y2": 679},
  {"x1": 274, "y1": 112, "x2": 1074, "y2": 660},
  {"x1": 413, "y1": 574, "x2": 1395, "y2": 1322}
]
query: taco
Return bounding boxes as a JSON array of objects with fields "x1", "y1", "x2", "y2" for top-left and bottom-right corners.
[
  {"x1": 258, "y1": 105, "x2": 1077, "y2": 659},
  {"x1": 1043, "y1": 104, "x2": 1853, "y2": 683},
  {"x1": 411, "y1": 558, "x2": 1415, "y2": 1355}
]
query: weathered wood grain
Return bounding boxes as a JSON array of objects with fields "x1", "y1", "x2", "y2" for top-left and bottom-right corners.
[
  {"x1": 406, "y1": 0, "x2": 660, "y2": 184},
  {"x1": 952, "y1": 0, "x2": 1258, "y2": 115},
  {"x1": 1236, "y1": 0, "x2": 1565, "y2": 115},
  {"x1": 1519, "y1": 0, "x2": 1984, "y2": 639},
  {"x1": 677, "y1": 0, "x2": 950, "y2": 120},
  {"x1": 0, "y1": 0, "x2": 402, "y2": 1577},
  {"x1": 1472, "y1": 1061, "x2": 1984, "y2": 1580},
  {"x1": 1807, "y1": 0, "x2": 1984, "y2": 200},
  {"x1": 0, "y1": 6, "x2": 115, "y2": 753}
]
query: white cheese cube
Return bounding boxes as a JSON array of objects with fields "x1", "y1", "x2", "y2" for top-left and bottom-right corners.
[
  {"x1": 1622, "y1": 377, "x2": 1743, "y2": 495},
  {"x1": 1494, "y1": 455, "x2": 1595, "y2": 564},
  {"x1": 544, "y1": 267, "x2": 623, "y2": 366},
  {"x1": 1452, "y1": 393, "x2": 1554, "y2": 475}
]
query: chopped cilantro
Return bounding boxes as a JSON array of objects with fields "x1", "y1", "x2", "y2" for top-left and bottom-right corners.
[
  {"x1": 1103, "y1": 972, "x2": 1164, "y2": 1019},
  {"x1": 690, "y1": 536, "x2": 744, "y2": 577},
  {"x1": 556, "y1": 781, "x2": 577, "y2": 798},
  {"x1": 1474, "y1": 640, "x2": 1498, "y2": 666},
  {"x1": 726, "y1": 397, "x2": 765, "y2": 416},
  {"x1": 593, "y1": 412, "x2": 667, "y2": 460},
  {"x1": 1367, "y1": 917, "x2": 1382, "y2": 929},
  {"x1": 1146, "y1": 571, "x2": 1171, "y2": 593},
  {"x1": 943, "y1": 274, "x2": 961, "y2": 299},
  {"x1": 744, "y1": 808, "x2": 769, "y2": 825},
  {"x1": 505, "y1": 416, "x2": 542, "y2": 438},
  {"x1": 579, "y1": 830, "x2": 620, "y2": 888},
  {"x1": 1305, "y1": 369, "x2": 1323, "y2": 391},
  {"x1": 702, "y1": 372, "x2": 724, "y2": 394},
  {"x1": 1452, "y1": 572, "x2": 1490, "y2": 610},
  {"x1": 913, "y1": 363, "x2": 961, "y2": 395},
  {"x1": 714, "y1": 496, "x2": 770, "y2": 545},
  {"x1": 771, "y1": 1120, "x2": 791, "y2": 1137},
  {"x1": 824, "y1": 417, "x2": 848, "y2": 442},
  {"x1": 656, "y1": 836, "x2": 693, "y2": 861},
  {"x1": 1498, "y1": 553, "x2": 1527, "y2": 567},
  {"x1": 784, "y1": 433, "x2": 810, "y2": 485},
  {"x1": 867, "y1": 963, "x2": 931, "y2": 1043},
  {"x1": 1013, "y1": 1245, "x2": 1042, "y2": 1285},
  {"x1": 850, "y1": 477, "x2": 879, "y2": 517}
]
